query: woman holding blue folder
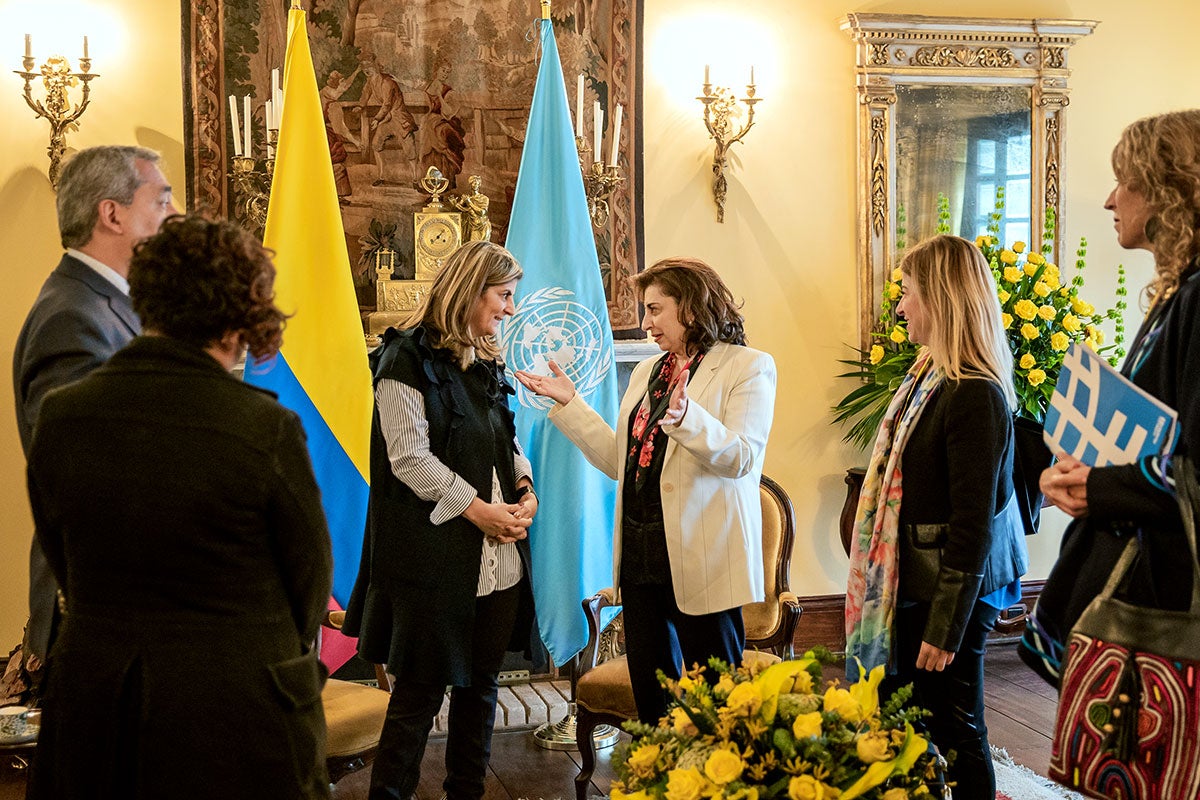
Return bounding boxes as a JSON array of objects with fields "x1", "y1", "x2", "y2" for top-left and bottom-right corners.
[{"x1": 1027, "y1": 109, "x2": 1200, "y2": 682}]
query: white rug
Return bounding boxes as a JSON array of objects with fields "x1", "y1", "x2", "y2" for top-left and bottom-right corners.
[{"x1": 993, "y1": 747, "x2": 1086, "y2": 800}]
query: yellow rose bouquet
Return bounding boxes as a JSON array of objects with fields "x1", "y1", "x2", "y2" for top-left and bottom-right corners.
[
  {"x1": 611, "y1": 651, "x2": 946, "y2": 800},
  {"x1": 834, "y1": 190, "x2": 1127, "y2": 447}
]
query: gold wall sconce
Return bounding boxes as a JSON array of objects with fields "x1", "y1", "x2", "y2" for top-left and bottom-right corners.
[
  {"x1": 15, "y1": 34, "x2": 98, "y2": 190},
  {"x1": 698, "y1": 65, "x2": 761, "y2": 223},
  {"x1": 572, "y1": 73, "x2": 624, "y2": 229}
]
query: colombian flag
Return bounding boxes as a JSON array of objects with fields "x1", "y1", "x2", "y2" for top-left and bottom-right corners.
[{"x1": 243, "y1": 4, "x2": 372, "y2": 671}]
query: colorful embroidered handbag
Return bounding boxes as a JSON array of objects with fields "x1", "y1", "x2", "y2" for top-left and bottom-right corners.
[{"x1": 1048, "y1": 458, "x2": 1200, "y2": 799}]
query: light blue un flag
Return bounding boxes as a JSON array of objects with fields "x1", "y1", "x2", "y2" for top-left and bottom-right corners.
[{"x1": 500, "y1": 16, "x2": 619, "y2": 665}]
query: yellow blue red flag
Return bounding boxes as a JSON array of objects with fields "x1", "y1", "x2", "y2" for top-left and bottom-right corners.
[{"x1": 243, "y1": 6, "x2": 372, "y2": 661}]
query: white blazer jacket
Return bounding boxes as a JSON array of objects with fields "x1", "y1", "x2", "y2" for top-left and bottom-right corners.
[{"x1": 548, "y1": 342, "x2": 777, "y2": 615}]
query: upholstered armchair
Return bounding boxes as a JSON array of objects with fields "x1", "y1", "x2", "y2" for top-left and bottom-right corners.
[
  {"x1": 572, "y1": 474, "x2": 802, "y2": 800},
  {"x1": 321, "y1": 610, "x2": 392, "y2": 787}
]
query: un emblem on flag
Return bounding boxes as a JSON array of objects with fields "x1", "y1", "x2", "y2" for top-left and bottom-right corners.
[{"x1": 502, "y1": 286, "x2": 613, "y2": 409}]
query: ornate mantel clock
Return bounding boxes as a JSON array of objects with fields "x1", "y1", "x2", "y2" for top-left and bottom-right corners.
[{"x1": 413, "y1": 167, "x2": 463, "y2": 279}]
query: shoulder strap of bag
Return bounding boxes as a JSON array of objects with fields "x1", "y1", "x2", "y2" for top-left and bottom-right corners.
[{"x1": 1096, "y1": 456, "x2": 1200, "y2": 614}]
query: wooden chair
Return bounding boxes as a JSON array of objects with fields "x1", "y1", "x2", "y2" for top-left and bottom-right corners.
[
  {"x1": 572, "y1": 474, "x2": 802, "y2": 800},
  {"x1": 321, "y1": 610, "x2": 392, "y2": 787}
]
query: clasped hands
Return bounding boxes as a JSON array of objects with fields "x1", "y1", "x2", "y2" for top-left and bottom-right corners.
[
  {"x1": 1040, "y1": 451, "x2": 1090, "y2": 517},
  {"x1": 464, "y1": 491, "x2": 537, "y2": 544},
  {"x1": 515, "y1": 360, "x2": 689, "y2": 426}
]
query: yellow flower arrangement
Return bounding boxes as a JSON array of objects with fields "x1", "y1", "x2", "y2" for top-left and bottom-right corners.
[
  {"x1": 834, "y1": 189, "x2": 1128, "y2": 446},
  {"x1": 612, "y1": 651, "x2": 945, "y2": 800}
]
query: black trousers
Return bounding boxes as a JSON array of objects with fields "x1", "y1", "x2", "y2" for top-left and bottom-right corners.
[
  {"x1": 619, "y1": 582, "x2": 744, "y2": 724},
  {"x1": 883, "y1": 599, "x2": 1000, "y2": 800},
  {"x1": 369, "y1": 583, "x2": 520, "y2": 800}
]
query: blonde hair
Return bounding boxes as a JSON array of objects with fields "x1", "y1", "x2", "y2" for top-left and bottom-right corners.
[
  {"x1": 402, "y1": 240, "x2": 523, "y2": 369},
  {"x1": 1111, "y1": 109, "x2": 1200, "y2": 304},
  {"x1": 900, "y1": 235, "x2": 1017, "y2": 409}
]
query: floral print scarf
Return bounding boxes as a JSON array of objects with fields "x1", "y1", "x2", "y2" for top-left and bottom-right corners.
[
  {"x1": 627, "y1": 350, "x2": 706, "y2": 492},
  {"x1": 845, "y1": 354, "x2": 943, "y2": 675}
]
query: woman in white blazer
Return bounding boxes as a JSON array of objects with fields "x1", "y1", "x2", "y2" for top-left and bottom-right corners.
[{"x1": 516, "y1": 257, "x2": 776, "y2": 722}]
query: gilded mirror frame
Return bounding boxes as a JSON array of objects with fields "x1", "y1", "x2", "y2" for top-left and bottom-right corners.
[{"x1": 840, "y1": 14, "x2": 1096, "y2": 349}]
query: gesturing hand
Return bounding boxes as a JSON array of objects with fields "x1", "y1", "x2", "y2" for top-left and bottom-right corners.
[
  {"x1": 514, "y1": 360, "x2": 576, "y2": 405},
  {"x1": 658, "y1": 369, "x2": 689, "y2": 427},
  {"x1": 916, "y1": 641, "x2": 955, "y2": 672}
]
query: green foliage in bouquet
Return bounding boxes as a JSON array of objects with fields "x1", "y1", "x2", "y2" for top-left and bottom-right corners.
[
  {"x1": 610, "y1": 649, "x2": 945, "y2": 800},
  {"x1": 833, "y1": 188, "x2": 1128, "y2": 449}
]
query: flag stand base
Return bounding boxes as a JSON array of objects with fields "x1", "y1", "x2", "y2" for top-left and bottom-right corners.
[{"x1": 532, "y1": 704, "x2": 620, "y2": 751}]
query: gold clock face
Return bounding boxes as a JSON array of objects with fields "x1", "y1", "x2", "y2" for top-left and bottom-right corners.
[{"x1": 418, "y1": 217, "x2": 458, "y2": 257}]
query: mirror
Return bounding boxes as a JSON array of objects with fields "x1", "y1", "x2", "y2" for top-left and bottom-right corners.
[{"x1": 840, "y1": 14, "x2": 1096, "y2": 348}]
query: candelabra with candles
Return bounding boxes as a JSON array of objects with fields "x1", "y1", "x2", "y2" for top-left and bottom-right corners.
[
  {"x1": 572, "y1": 74, "x2": 624, "y2": 230},
  {"x1": 228, "y1": 73, "x2": 284, "y2": 236},
  {"x1": 697, "y1": 66, "x2": 762, "y2": 223},
  {"x1": 14, "y1": 34, "x2": 98, "y2": 190}
]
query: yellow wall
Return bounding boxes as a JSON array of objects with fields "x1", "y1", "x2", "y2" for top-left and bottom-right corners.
[{"x1": 0, "y1": 0, "x2": 1194, "y2": 645}]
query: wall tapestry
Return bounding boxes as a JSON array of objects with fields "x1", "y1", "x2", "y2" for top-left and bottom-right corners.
[{"x1": 183, "y1": 0, "x2": 643, "y2": 335}]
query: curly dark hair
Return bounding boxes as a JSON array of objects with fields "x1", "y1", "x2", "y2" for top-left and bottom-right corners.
[
  {"x1": 631, "y1": 257, "x2": 746, "y2": 350},
  {"x1": 129, "y1": 215, "x2": 288, "y2": 360}
]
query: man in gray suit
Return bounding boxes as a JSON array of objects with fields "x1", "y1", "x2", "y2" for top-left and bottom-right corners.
[{"x1": 12, "y1": 145, "x2": 176, "y2": 683}]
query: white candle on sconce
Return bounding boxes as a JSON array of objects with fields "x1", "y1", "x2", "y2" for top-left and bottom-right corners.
[
  {"x1": 750, "y1": 64, "x2": 755, "y2": 85},
  {"x1": 243, "y1": 95, "x2": 252, "y2": 158},
  {"x1": 609, "y1": 103, "x2": 623, "y2": 167},
  {"x1": 83, "y1": 36, "x2": 89, "y2": 59},
  {"x1": 24, "y1": 33, "x2": 31, "y2": 59},
  {"x1": 265, "y1": 100, "x2": 274, "y2": 137},
  {"x1": 271, "y1": 68, "x2": 280, "y2": 97},
  {"x1": 576, "y1": 73, "x2": 584, "y2": 139},
  {"x1": 704, "y1": 63, "x2": 710, "y2": 85},
  {"x1": 593, "y1": 100, "x2": 602, "y2": 162},
  {"x1": 228, "y1": 95, "x2": 242, "y2": 157}
]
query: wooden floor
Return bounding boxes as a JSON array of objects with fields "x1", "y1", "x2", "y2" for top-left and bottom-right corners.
[
  {"x1": 331, "y1": 643, "x2": 1056, "y2": 800},
  {"x1": 0, "y1": 644, "x2": 1054, "y2": 799}
]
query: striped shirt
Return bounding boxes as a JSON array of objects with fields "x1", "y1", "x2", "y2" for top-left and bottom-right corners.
[{"x1": 376, "y1": 378, "x2": 529, "y2": 596}]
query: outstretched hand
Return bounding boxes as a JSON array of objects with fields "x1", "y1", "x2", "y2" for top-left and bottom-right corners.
[
  {"x1": 514, "y1": 360, "x2": 576, "y2": 405},
  {"x1": 658, "y1": 369, "x2": 689, "y2": 427},
  {"x1": 1040, "y1": 452, "x2": 1090, "y2": 517}
]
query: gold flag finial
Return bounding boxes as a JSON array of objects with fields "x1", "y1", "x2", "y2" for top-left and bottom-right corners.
[{"x1": 541, "y1": 0, "x2": 550, "y2": 20}]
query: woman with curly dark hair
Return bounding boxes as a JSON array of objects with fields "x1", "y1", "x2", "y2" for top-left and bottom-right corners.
[
  {"x1": 26, "y1": 215, "x2": 333, "y2": 799},
  {"x1": 1024, "y1": 110, "x2": 1200, "y2": 684},
  {"x1": 516, "y1": 257, "x2": 776, "y2": 722}
]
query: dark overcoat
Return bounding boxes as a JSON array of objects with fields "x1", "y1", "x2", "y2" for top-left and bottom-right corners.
[
  {"x1": 343, "y1": 326, "x2": 534, "y2": 687},
  {"x1": 26, "y1": 336, "x2": 333, "y2": 800}
]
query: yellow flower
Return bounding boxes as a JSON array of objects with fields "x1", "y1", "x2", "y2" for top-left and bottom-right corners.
[
  {"x1": 848, "y1": 661, "x2": 885, "y2": 719},
  {"x1": 1002, "y1": 266, "x2": 1023, "y2": 284},
  {"x1": 1044, "y1": 263, "x2": 1060, "y2": 281},
  {"x1": 1026, "y1": 251, "x2": 1044, "y2": 265},
  {"x1": 1046, "y1": 274, "x2": 1061, "y2": 290},
  {"x1": 1051, "y1": 332, "x2": 1069, "y2": 352},
  {"x1": 891, "y1": 267, "x2": 904, "y2": 281},
  {"x1": 1013, "y1": 299, "x2": 1038, "y2": 321},
  {"x1": 727, "y1": 789, "x2": 759, "y2": 800},
  {"x1": 1037, "y1": 304, "x2": 1056, "y2": 321},
  {"x1": 975, "y1": 235, "x2": 987, "y2": 247},
  {"x1": 822, "y1": 685, "x2": 862, "y2": 723},
  {"x1": 1012, "y1": 241, "x2": 1026, "y2": 253},
  {"x1": 628, "y1": 744, "x2": 661, "y2": 779},
  {"x1": 882, "y1": 789, "x2": 910, "y2": 800},
  {"x1": 998, "y1": 289, "x2": 1010, "y2": 303},
  {"x1": 703, "y1": 748, "x2": 744, "y2": 785},
  {"x1": 887, "y1": 282, "x2": 901, "y2": 301},
  {"x1": 791, "y1": 669, "x2": 814, "y2": 694},
  {"x1": 1002, "y1": 313, "x2": 1013, "y2": 329},
  {"x1": 666, "y1": 768, "x2": 708, "y2": 800},
  {"x1": 1027, "y1": 369, "x2": 1047, "y2": 386},
  {"x1": 725, "y1": 681, "x2": 763, "y2": 718},
  {"x1": 1071, "y1": 297, "x2": 1095, "y2": 316},
  {"x1": 1019, "y1": 353, "x2": 1035, "y2": 369},
  {"x1": 889, "y1": 326, "x2": 906, "y2": 344},
  {"x1": 1059, "y1": 287, "x2": 1071, "y2": 297},
  {"x1": 855, "y1": 730, "x2": 893, "y2": 764},
  {"x1": 1087, "y1": 326, "x2": 1105, "y2": 344},
  {"x1": 677, "y1": 676, "x2": 696, "y2": 693},
  {"x1": 611, "y1": 787, "x2": 650, "y2": 800},
  {"x1": 715, "y1": 673, "x2": 736, "y2": 697},
  {"x1": 999, "y1": 250, "x2": 1018, "y2": 265},
  {"x1": 670, "y1": 707, "x2": 698, "y2": 736},
  {"x1": 1034, "y1": 282, "x2": 1052, "y2": 298},
  {"x1": 792, "y1": 711, "x2": 823, "y2": 739},
  {"x1": 1024, "y1": 262, "x2": 1039, "y2": 277},
  {"x1": 1062, "y1": 314, "x2": 1081, "y2": 333},
  {"x1": 1020, "y1": 323, "x2": 1039, "y2": 340},
  {"x1": 787, "y1": 775, "x2": 838, "y2": 800},
  {"x1": 1085, "y1": 336, "x2": 1099, "y2": 350}
]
